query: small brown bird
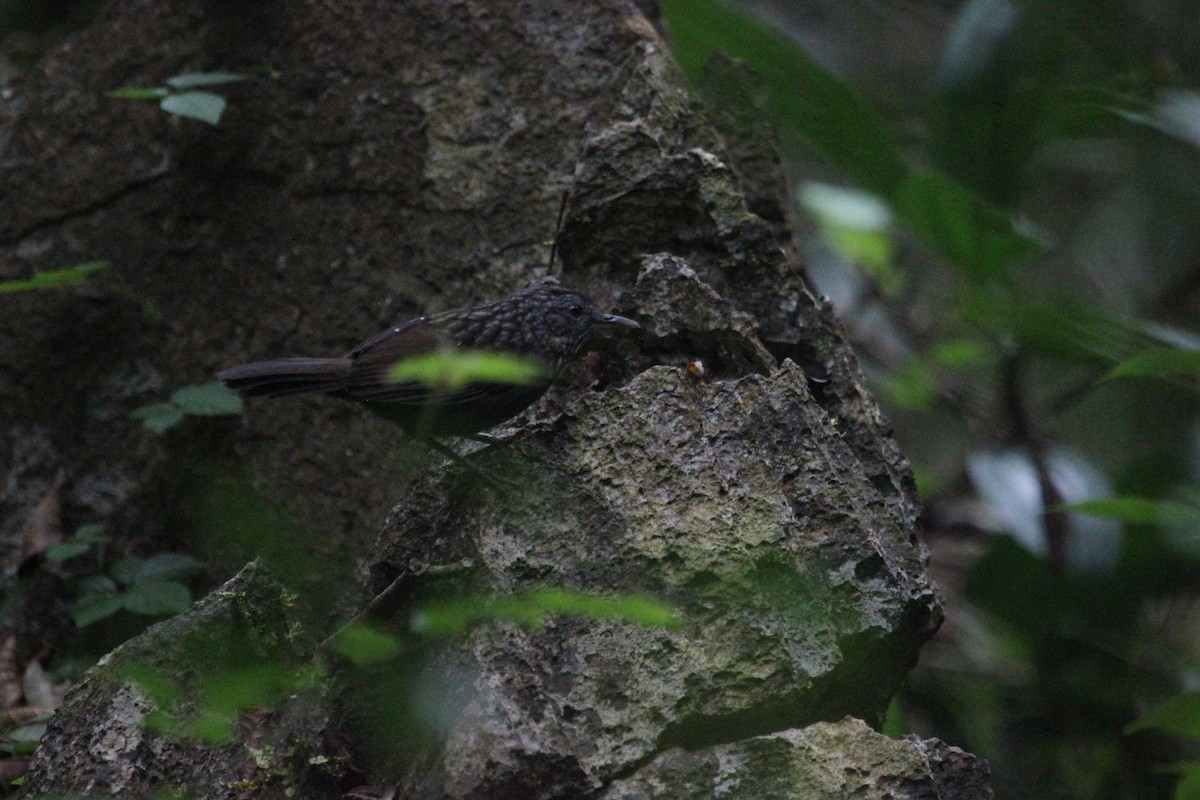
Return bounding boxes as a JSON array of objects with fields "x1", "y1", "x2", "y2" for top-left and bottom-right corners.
[{"x1": 217, "y1": 282, "x2": 639, "y2": 438}]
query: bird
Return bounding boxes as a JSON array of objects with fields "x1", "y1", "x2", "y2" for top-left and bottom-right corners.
[{"x1": 217, "y1": 281, "x2": 640, "y2": 439}]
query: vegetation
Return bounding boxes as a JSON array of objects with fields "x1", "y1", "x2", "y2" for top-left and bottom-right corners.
[{"x1": 659, "y1": 1, "x2": 1200, "y2": 798}]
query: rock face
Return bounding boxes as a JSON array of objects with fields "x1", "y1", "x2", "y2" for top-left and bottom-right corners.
[
  {"x1": 602, "y1": 717, "x2": 994, "y2": 800},
  {"x1": 5, "y1": 0, "x2": 979, "y2": 798},
  {"x1": 370, "y1": 342, "x2": 940, "y2": 797}
]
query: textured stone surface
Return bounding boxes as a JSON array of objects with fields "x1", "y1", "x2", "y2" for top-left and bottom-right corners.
[
  {"x1": 603, "y1": 717, "x2": 993, "y2": 800},
  {"x1": 22, "y1": 563, "x2": 345, "y2": 799},
  {"x1": 6, "y1": 0, "x2": 974, "y2": 797},
  {"x1": 365, "y1": 259, "x2": 939, "y2": 797}
]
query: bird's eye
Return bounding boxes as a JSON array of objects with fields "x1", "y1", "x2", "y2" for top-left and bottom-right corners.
[{"x1": 569, "y1": 305, "x2": 584, "y2": 317}]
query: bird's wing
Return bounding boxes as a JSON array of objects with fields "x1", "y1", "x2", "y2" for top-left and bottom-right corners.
[{"x1": 341, "y1": 318, "x2": 544, "y2": 405}]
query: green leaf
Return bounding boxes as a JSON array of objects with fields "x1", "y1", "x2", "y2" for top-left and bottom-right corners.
[
  {"x1": 121, "y1": 580, "x2": 192, "y2": 617},
  {"x1": 122, "y1": 665, "x2": 182, "y2": 709},
  {"x1": 164, "y1": 71, "x2": 246, "y2": 90},
  {"x1": 1104, "y1": 348, "x2": 1200, "y2": 382},
  {"x1": 799, "y1": 182, "x2": 899, "y2": 292},
  {"x1": 160, "y1": 91, "x2": 227, "y2": 125},
  {"x1": 72, "y1": 591, "x2": 123, "y2": 627},
  {"x1": 661, "y1": 0, "x2": 907, "y2": 198},
  {"x1": 659, "y1": 0, "x2": 1041, "y2": 281},
  {"x1": 130, "y1": 402, "x2": 185, "y2": 433},
  {"x1": 44, "y1": 541, "x2": 92, "y2": 563},
  {"x1": 330, "y1": 623, "x2": 402, "y2": 666},
  {"x1": 1176, "y1": 764, "x2": 1200, "y2": 800},
  {"x1": 170, "y1": 382, "x2": 244, "y2": 416},
  {"x1": 106, "y1": 86, "x2": 170, "y2": 100},
  {"x1": 79, "y1": 575, "x2": 118, "y2": 595},
  {"x1": 110, "y1": 555, "x2": 146, "y2": 585},
  {"x1": 894, "y1": 170, "x2": 1043, "y2": 282},
  {"x1": 1126, "y1": 692, "x2": 1200, "y2": 739},
  {"x1": 0, "y1": 261, "x2": 108, "y2": 295},
  {"x1": 930, "y1": 338, "x2": 991, "y2": 369},
  {"x1": 74, "y1": 522, "x2": 108, "y2": 544},
  {"x1": 412, "y1": 588, "x2": 679, "y2": 636},
  {"x1": 883, "y1": 360, "x2": 937, "y2": 411},
  {"x1": 137, "y1": 553, "x2": 206, "y2": 582},
  {"x1": 387, "y1": 349, "x2": 546, "y2": 392},
  {"x1": 1061, "y1": 497, "x2": 1200, "y2": 528}
]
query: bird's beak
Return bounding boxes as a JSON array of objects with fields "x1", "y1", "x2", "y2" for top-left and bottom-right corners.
[{"x1": 600, "y1": 313, "x2": 640, "y2": 329}]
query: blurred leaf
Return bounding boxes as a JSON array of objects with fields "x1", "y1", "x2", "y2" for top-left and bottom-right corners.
[
  {"x1": 43, "y1": 541, "x2": 91, "y2": 563},
  {"x1": 331, "y1": 623, "x2": 402, "y2": 666},
  {"x1": 660, "y1": 0, "x2": 906, "y2": 197},
  {"x1": 71, "y1": 591, "x2": 122, "y2": 627},
  {"x1": 936, "y1": 0, "x2": 1020, "y2": 89},
  {"x1": 1104, "y1": 349, "x2": 1200, "y2": 382},
  {"x1": 74, "y1": 522, "x2": 108, "y2": 544},
  {"x1": 194, "y1": 664, "x2": 310, "y2": 743},
  {"x1": 78, "y1": 575, "x2": 118, "y2": 595},
  {"x1": 130, "y1": 402, "x2": 185, "y2": 433},
  {"x1": 894, "y1": 170, "x2": 1043, "y2": 282},
  {"x1": 106, "y1": 86, "x2": 169, "y2": 100},
  {"x1": 412, "y1": 588, "x2": 679, "y2": 636},
  {"x1": 170, "y1": 382, "x2": 243, "y2": 416},
  {"x1": 883, "y1": 361, "x2": 937, "y2": 412},
  {"x1": 799, "y1": 182, "x2": 898, "y2": 292},
  {"x1": 1062, "y1": 497, "x2": 1200, "y2": 532},
  {"x1": 121, "y1": 580, "x2": 191, "y2": 617},
  {"x1": 164, "y1": 71, "x2": 245, "y2": 90},
  {"x1": 0, "y1": 261, "x2": 107, "y2": 294},
  {"x1": 159, "y1": 91, "x2": 226, "y2": 125},
  {"x1": 1126, "y1": 692, "x2": 1200, "y2": 739},
  {"x1": 1116, "y1": 90, "x2": 1200, "y2": 151},
  {"x1": 931, "y1": 338, "x2": 991, "y2": 369},
  {"x1": 122, "y1": 665, "x2": 182, "y2": 709},
  {"x1": 1176, "y1": 764, "x2": 1200, "y2": 800},
  {"x1": 388, "y1": 349, "x2": 545, "y2": 391},
  {"x1": 109, "y1": 555, "x2": 145, "y2": 585},
  {"x1": 137, "y1": 553, "x2": 206, "y2": 582}
]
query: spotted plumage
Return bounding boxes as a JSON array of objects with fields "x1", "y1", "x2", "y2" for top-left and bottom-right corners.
[{"x1": 217, "y1": 282, "x2": 639, "y2": 437}]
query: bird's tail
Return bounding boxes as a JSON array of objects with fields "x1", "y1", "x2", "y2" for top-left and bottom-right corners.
[{"x1": 217, "y1": 357, "x2": 352, "y2": 399}]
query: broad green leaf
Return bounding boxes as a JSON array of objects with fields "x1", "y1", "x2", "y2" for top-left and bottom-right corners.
[
  {"x1": 0, "y1": 261, "x2": 108, "y2": 295},
  {"x1": 130, "y1": 402, "x2": 185, "y2": 433},
  {"x1": 110, "y1": 555, "x2": 146, "y2": 585},
  {"x1": 164, "y1": 71, "x2": 246, "y2": 90},
  {"x1": 160, "y1": 91, "x2": 227, "y2": 125},
  {"x1": 1126, "y1": 692, "x2": 1200, "y2": 739},
  {"x1": 170, "y1": 382, "x2": 244, "y2": 416},
  {"x1": 660, "y1": 0, "x2": 907, "y2": 198},
  {"x1": 388, "y1": 349, "x2": 545, "y2": 391},
  {"x1": 121, "y1": 580, "x2": 192, "y2": 616},
  {"x1": 72, "y1": 591, "x2": 123, "y2": 627},
  {"x1": 1104, "y1": 348, "x2": 1200, "y2": 382},
  {"x1": 660, "y1": 0, "x2": 1041, "y2": 280},
  {"x1": 137, "y1": 553, "x2": 206, "y2": 582},
  {"x1": 331, "y1": 623, "x2": 402, "y2": 666},
  {"x1": 106, "y1": 87, "x2": 169, "y2": 100},
  {"x1": 43, "y1": 541, "x2": 92, "y2": 563},
  {"x1": 412, "y1": 588, "x2": 679, "y2": 636},
  {"x1": 894, "y1": 170, "x2": 1043, "y2": 282}
]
